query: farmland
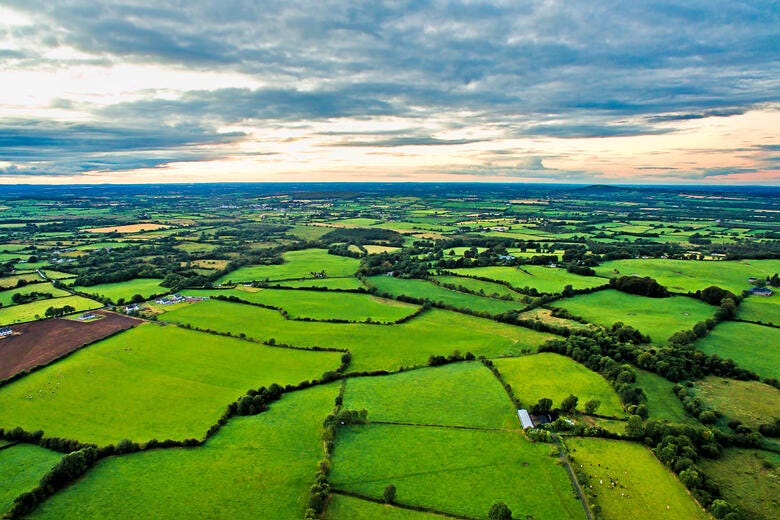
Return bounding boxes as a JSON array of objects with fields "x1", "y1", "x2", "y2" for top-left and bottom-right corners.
[
  {"x1": 695, "y1": 321, "x2": 780, "y2": 380},
  {"x1": 330, "y1": 424, "x2": 584, "y2": 519},
  {"x1": 27, "y1": 384, "x2": 338, "y2": 520},
  {"x1": 566, "y1": 438, "x2": 709, "y2": 520},
  {"x1": 0, "y1": 183, "x2": 777, "y2": 519},
  {"x1": 0, "y1": 310, "x2": 140, "y2": 380},
  {"x1": 493, "y1": 353, "x2": 625, "y2": 417},
  {"x1": 159, "y1": 299, "x2": 554, "y2": 372},
  {"x1": 182, "y1": 287, "x2": 420, "y2": 323},
  {"x1": 341, "y1": 362, "x2": 517, "y2": 429},
  {"x1": 0, "y1": 324, "x2": 341, "y2": 444},
  {"x1": 551, "y1": 290, "x2": 716, "y2": 344}
]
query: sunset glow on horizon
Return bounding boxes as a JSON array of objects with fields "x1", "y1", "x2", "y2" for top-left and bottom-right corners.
[{"x1": 0, "y1": 1, "x2": 778, "y2": 185}]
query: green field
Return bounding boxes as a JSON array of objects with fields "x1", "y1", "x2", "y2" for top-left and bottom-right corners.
[
  {"x1": 432, "y1": 274, "x2": 524, "y2": 300},
  {"x1": 634, "y1": 370, "x2": 693, "y2": 424},
  {"x1": 325, "y1": 494, "x2": 448, "y2": 519},
  {"x1": 160, "y1": 299, "x2": 554, "y2": 372},
  {"x1": 342, "y1": 362, "x2": 517, "y2": 429},
  {"x1": 273, "y1": 277, "x2": 365, "y2": 290},
  {"x1": 566, "y1": 438, "x2": 709, "y2": 520},
  {"x1": 552, "y1": 290, "x2": 716, "y2": 344},
  {"x1": 692, "y1": 377, "x2": 780, "y2": 429},
  {"x1": 0, "y1": 282, "x2": 70, "y2": 307},
  {"x1": 0, "y1": 324, "x2": 340, "y2": 445},
  {"x1": 695, "y1": 322, "x2": 780, "y2": 380},
  {"x1": 738, "y1": 294, "x2": 780, "y2": 325},
  {"x1": 0, "y1": 444, "x2": 62, "y2": 515},
  {"x1": 698, "y1": 449, "x2": 780, "y2": 520},
  {"x1": 593, "y1": 259, "x2": 780, "y2": 294},
  {"x1": 73, "y1": 278, "x2": 167, "y2": 303},
  {"x1": 217, "y1": 249, "x2": 360, "y2": 283},
  {"x1": 28, "y1": 384, "x2": 338, "y2": 520},
  {"x1": 450, "y1": 265, "x2": 605, "y2": 294},
  {"x1": 0, "y1": 295, "x2": 101, "y2": 326},
  {"x1": 183, "y1": 287, "x2": 419, "y2": 323},
  {"x1": 331, "y1": 424, "x2": 584, "y2": 519},
  {"x1": 493, "y1": 354, "x2": 625, "y2": 417},
  {"x1": 365, "y1": 276, "x2": 525, "y2": 315},
  {"x1": 0, "y1": 273, "x2": 44, "y2": 289}
]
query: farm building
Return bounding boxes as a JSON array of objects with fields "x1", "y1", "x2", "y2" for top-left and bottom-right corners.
[
  {"x1": 749, "y1": 286, "x2": 774, "y2": 297},
  {"x1": 517, "y1": 409, "x2": 534, "y2": 429},
  {"x1": 0, "y1": 326, "x2": 13, "y2": 336}
]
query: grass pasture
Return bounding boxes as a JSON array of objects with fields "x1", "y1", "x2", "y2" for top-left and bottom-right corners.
[
  {"x1": 698, "y1": 449, "x2": 780, "y2": 520},
  {"x1": 366, "y1": 276, "x2": 525, "y2": 315},
  {"x1": 325, "y1": 495, "x2": 449, "y2": 519},
  {"x1": 0, "y1": 324, "x2": 341, "y2": 445},
  {"x1": 331, "y1": 424, "x2": 584, "y2": 520},
  {"x1": 0, "y1": 273, "x2": 44, "y2": 289},
  {"x1": 432, "y1": 274, "x2": 523, "y2": 300},
  {"x1": 73, "y1": 278, "x2": 167, "y2": 303},
  {"x1": 692, "y1": 377, "x2": 780, "y2": 429},
  {"x1": 493, "y1": 354, "x2": 625, "y2": 417},
  {"x1": 566, "y1": 438, "x2": 709, "y2": 520},
  {"x1": 737, "y1": 294, "x2": 780, "y2": 325},
  {"x1": 592, "y1": 258, "x2": 780, "y2": 294},
  {"x1": 552, "y1": 290, "x2": 715, "y2": 344},
  {"x1": 342, "y1": 362, "x2": 517, "y2": 429},
  {"x1": 159, "y1": 299, "x2": 554, "y2": 372},
  {"x1": 695, "y1": 322, "x2": 780, "y2": 380},
  {"x1": 0, "y1": 295, "x2": 101, "y2": 326},
  {"x1": 634, "y1": 370, "x2": 693, "y2": 424},
  {"x1": 217, "y1": 249, "x2": 360, "y2": 283},
  {"x1": 272, "y1": 277, "x2": 366, "y2": 290},
  {"x1": 0, "y1": 444, "x2": 62, "y2": 515},
  {"x1": 450, "y1": 265, "x2": 605, "y2": 294},
  {"x1": 183, "y1": 287, "x2": 419, "y2": 323},
  {"x1": 0, "y1": 282, "x2": 70, "y2": 307},
  {"x1": 28, "y1": 384, "x2": 338, "y2": 520}
]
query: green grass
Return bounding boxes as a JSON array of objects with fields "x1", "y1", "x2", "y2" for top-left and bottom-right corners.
[
  {"x1": 593, "y1": 259, "x2": 780, "y2": 294},
  {"x1": 0, "y1": 324, "x2": 341, "y2": 445},
  {"x1": 325, "y1": 495, "x2": 451, "y2": 519},
  {"x1": 0, "y1": 282, "x2": 70, "y2": 306},
  {"x1": 634, "y1": 370, "x2": 693, "y2": 424},
  {"x1": 432, "y1": 275, "x2": 524, "y2": 300},
  {"x1": 566, "y1": 438, "x2": 709, "y2": 520},
  {"x1": 552, "y1": 290, "x2": 716, "y2": 344},
  {"x1": 331, "y1": 424, "x2": 584, "y2": 520},
  {"x1": 695, "y1": 322, "x2": 780, "y2": 380},
  {"x1": 72, "y1": 278, "x2": 167, "y2": 303},
  {"x1": 0, "y1": 273, "x2": 44, "y2": 289},
  {"x1": 40, "y1": 270, "x2": 76, "y2": 280},
  {"x1": 217, "y1": 249, "x2": 360, "y2": 283},
  {"x1": 692, "y1": 377, "x2": 780, "y2": 429},
  {"x1": 450, "y1": 265, "x2": 605, "y2": 294},
  {"x1": 0, "y1": 295, "x2": 101, "y2": 326},
  {"x1": 160, "y1": 299, "x2": 554, "y2": 373},
  {"x1": 737, "y1": 294, "x2": 780, "y2": 325},
  {"x1": 698, "y1": 449, "x2": 780, "y2": 520},
  {"x1": 0, "y1": 444, "x2": 62, "y2": 515},
  {"x1": 28, "y1": 384, "x2": 338, "y2": 520},
  {"x1": 273, "y1": 277, "x2": 366, "y2": 290},
  {"x1": 287, "y1": 224, "x2": 336, "y2": 241},
  {"x1": 493, "y1": 354, "x2": 625, "y2": 417},
  {"x1": 366, "y1": 276, "x2": 525, "y2": 315},
  {"x1": 342, "y1": 362, "x2": 517, "y2": 429},
  {"x1": 183, "y1": 287, "x2": 419, "y2": 323}
]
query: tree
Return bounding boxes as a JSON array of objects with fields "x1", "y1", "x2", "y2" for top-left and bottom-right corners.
[
  {"x1": 383, "y1": 484, "x2": 396, "y2": 504},
  {"x1": 531, "y1": 397, "x2": 553, "y2": 415},
  {"x1": 488, "y1": 502, "x2": 512, "y2": 520},
  {"x1": 625, "y1": 415, "x2": 645, "y2": 438},
  {"x1": 560, "y1": 394, "x2": 578, "y2": 414},
  {"x1": 584, "y1": 399, "x2": 601, "y2": 414}
]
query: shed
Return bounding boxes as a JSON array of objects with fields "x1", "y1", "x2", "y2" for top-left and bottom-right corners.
[{"x1": 517, "y1": 409, "x2": 534, "y2": 429}]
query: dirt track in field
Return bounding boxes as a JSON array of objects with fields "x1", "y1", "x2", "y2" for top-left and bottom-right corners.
[{"x1": 0, "y1": 311, "x2": 141, "y2": 380}]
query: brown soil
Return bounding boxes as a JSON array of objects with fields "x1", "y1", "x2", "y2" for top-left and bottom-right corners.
[{"x1": 0, "y1": 310, "x2": 141, "y2": 380}]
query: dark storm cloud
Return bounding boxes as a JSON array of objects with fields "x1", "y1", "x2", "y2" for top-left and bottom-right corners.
[
  {"x1": 2, "y1": 0, "x2": 779, "y2": 176},
  {"x1": 0, "y1": 120, "x2": 243, "y2": 174}
]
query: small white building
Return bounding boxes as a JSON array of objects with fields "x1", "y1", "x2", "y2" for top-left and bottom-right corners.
[{"x1": 517, "y1": 409, "x2": 534, "y2": 429}]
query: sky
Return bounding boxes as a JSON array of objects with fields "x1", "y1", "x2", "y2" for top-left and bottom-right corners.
[{"x1": 0, "y1": 0, "x2": 779, "y2": 185}]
